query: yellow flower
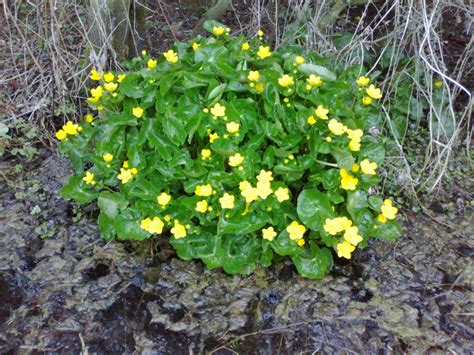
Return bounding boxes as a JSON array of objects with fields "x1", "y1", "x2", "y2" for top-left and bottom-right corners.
[
  {"x1": 63, "y1": 121, "x2": 79, "y2": 135},
  {"x1": 257, "y1": 29, "x2": 264, "y2": 37},
  {"x1": 104, "y1": 82, "x2": 118, "y2": 92},
  {"x1": 87, "y1": 96, "x2": 99, "y2": 104},
  {"x1": 171, "y1": 220, "x2": 187, "y2": 239},
  {"x1": 147, "y1": 59, "x2": 157, "y2": 69},
  {"x1": 103, "y1": 72, "x2": 115, "y2": 83},
  {"x1": 239, "y1": 180, "x2": 252, "y2": 191},
  {"x1": 360, "y1": 159, "x2": 377, "y2": 175},
  {"x1": 140, "y1": 218, "x2": 152, "y2": 231},
  {"x1": 328, "y1": 119, "x2": 345, "y2": 135},
  {"x1": 192, "y1": 42, "x2": 200, "y2": 51},
  {"x1": 103, "y1": 153, "x2": 113, "y2": 162},
  {"x1": 326, "y1": 136, "x2": 332, "y2": 142},
  {"x1": 157, "y1": 192, "x2": 172, "y2": 207},
  {"x1": 256, "y1": 181, "x2": 273, "y2": 199},
  {"x1": 362, "y1": 96, "x2": 372, "y2": 105},
  {"x1": 336, "y1": 241, "x2": 355, "y2": 259},
  {"x1": 344, "y1": 226, "x2": 363, "y2": 245},
  {"x1": 257, "y1": 46, "x2": 272, "y2": 60},
  {"x1": 241, "y1": 185, "x2": 258, "y2": 203},
  {"x1": 90, "y1": 68, "x2": 102, "y2": 81},
  {"x1": 164, "y1": 215, "x2": 171, "y2": 222},
  {"x1": 201, "y1": 149, "x2": 212, "y2": 160},
  {"x1": 118, "y1": 168, "x2": 134, "y2": 184},
  {"x1": 351, "y1": 163, "x2": 360, "y2": 173},
  {"x1": 132, "y1": 106, "x2": 144, "y2": 118},
  {"x1": 209, "y1": 132, "x2": 219, "y2": 143},
  {"x1": 241, "y1": 42, "x2": 250, "y2": 51},
  {"x1": 122, "y1": 161, "x2": 129, "y2": 168},
  {"x1": 163, "y1": 49, "x2": 178, "y2": 64},
  {"x1": 366, "y1": 84, "x2": 382, "y2": 99},
  {"x1": 307, "y1": 74, "x2": 323, "y2": 87},
  {"x1": 315, "y1": 105, "x2": 329, "y2": 120},
  {"x1": 226, "y1": 122, "x2": 240, "y2": 134},
  {"x1": 340, "y1": 169, "x2": 358, "y2": 190},
  {"x1": 349, "y1": 140, "x2": 361, "y2": 152},
  {"x1": 130, "y1": 167, "x2": 138, "y2": 175},
  {"x1": 381, "y1": 199, "x2": 398, "y2": 220},
  {"x1": 274, "y1": 187, "x2": 290, "y2": 202},
  {"x1": 356, "y1": 76, "x2": 370, "y2": 87},
  {"x1": 346, "y1": 128, "x2": 363, "y2": 142},
  {"x1": 56, "y1": 129, "x2": 67, "y2": 140},
  {"x1": 147, "y1": 217, "x2": 164, "y2": 234},
  {"x1": 225, "y1": 27, "x2": 231, "y2": 33},
  {"x1": 85, "y1": 114, "x2": 94, "y2": 123},
  {"x1": 117, "y1": 74, "x2": 126, "y2": 83},
  {"x1": 195, "y1": 184, "x2": 213, "y2": 197},
  {"x1": 141, "y1": 50, "x2": 147, "y2": 56},
  {"x1": 219, "y1": 193, "x2": 235, "y2": 209},
  {"x1": 195, "y1": 200, "x2": 208, "y2": 213},
  {"x1": 83, "y1": 171, "x2": 95, "y2": 185},
  {"x1": 434, "y1": 80, "x2": 443, "y2": 88},
  {"x1": 255, "y1": 83, "x2": 265, "y2": 93},
  {"x1": 228, "y1": 153, "x2": 244, "y2": 167},
  {"x1": 295, "y1": 56, "x2": 305, "y2": 65},
  {"x1": 210, "y1": 103, "x2": 226, "y2": 117},
  {"x1": 262, "y1": 226, "x2": 277, "y2": 241},
  {"x1": 90, "y1": 86, "x2": 104, "y2": 98},
  {"x1": 323, "y1": 217, "x2": 352, "y2": 235},
  {"x1": 248, "y1": 70, "x2": 259, "y2": 82},
  {"x1": 377, "y1": 214, "x2": 387, "y2": 223},
  {"x1": 297, "y1": 239, "x2": 305, "y2": 247},
  {"x1": 256, "y1": 170, "x2": 273, "y2": 183},
  {"x1": 278, "y1": 74, "x2": 294, "y2": 87},
  {"x1": 212, "y1": 26, "x2": 225, "y2": 36},
  {"x1": 286, "y1": 221, "x2": 306, "y2": 240},
  {"x1": 307, "y1": 115, "x2": 316, "y2": 125}
]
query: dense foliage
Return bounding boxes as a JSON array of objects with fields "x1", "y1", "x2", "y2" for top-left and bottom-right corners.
[{"x1": 57, "y1": 21, "x2": 402, "y2": 279}]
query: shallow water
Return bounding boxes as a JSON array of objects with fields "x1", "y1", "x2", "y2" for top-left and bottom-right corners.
[{"x1": 0, "y1": 151, "x2": 472, "y2": 353}]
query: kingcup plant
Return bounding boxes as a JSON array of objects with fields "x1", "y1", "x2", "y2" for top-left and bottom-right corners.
[{"x1": 57, "y1": 21, "x2": 402, "y2": 279}]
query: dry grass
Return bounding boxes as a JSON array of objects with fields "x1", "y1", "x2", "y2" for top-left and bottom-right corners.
[
  {"x1": 1, "y1": 1, "x2": 91, "y2": 144},
  {"x1": 237, "y1": 0, "x2": 472, "y2": 196},
  {"x1": 1, "y1": 0, "x2": 472, "y2": 197}
]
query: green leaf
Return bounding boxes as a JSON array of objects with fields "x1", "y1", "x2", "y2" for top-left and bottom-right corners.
[
  {"x1": 360, "y1": 143, "x2": 385, "y2": 165},
  {"x1": 207, "y1": 83, "x2": 227, "y2": 101},
  {"x1": 59, "y1": 176, "x2": 98, "y2": 205},
  {"x1": 98, "y1": 191, "x2": 129, "y2": 219},
  {"x1": 331, "y1": 148, "x2": 355, "y2": 171},
  {"x1": 369, "y1": 220, "x2": 403, "y2": 240},
  {"x1": 114, "y1": 214, "x2": 149, "y2": 240},
  {"x1": 218, "y1": 213, "x2": 270, "y2": 235},
  {"x1": 346, "y1": 190, "x2": 368, "y2": 220},
  {"x1": 291, "y1": 243, "x2": 333, "y2": 279},
  {"x1": 98, "y1": 213, "x2": 117, "y2": 240},
  {"x1": 322, "y1": 169, "x2": 339, "y2": 190},
  {"x1": 202, "y1": 20, "x2": 227, "y2": 34},
  {"x1": 272, "y1": 231, "x2": 302, "y2": 256},
  {"x1": 297, "y1": 189, "x2": 334, "y2": 231},
  {"x1": 368, "y1": 196, "x2": 383, "y2": 210},
  {"x1": 119, "y1": 73, "x2": 145, "y2": 98},
  {"x1": 171, "y1": 232, "x2": 224, "y2": 269},
  {"x1": 298, "y1": 63, "x2": 337, "y2": 80},
  {"x1": 163, "y1": 113, "x2": 187, "y2": 146}
]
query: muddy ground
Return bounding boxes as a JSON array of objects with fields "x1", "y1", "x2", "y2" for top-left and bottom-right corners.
[{"x1": 0, "y1": 150, "x2": 472, "y2": 354}]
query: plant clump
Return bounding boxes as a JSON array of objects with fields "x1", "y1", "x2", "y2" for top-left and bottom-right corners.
[{"x1": 58, "y1": 21, "x2": 402, "y2": 279}]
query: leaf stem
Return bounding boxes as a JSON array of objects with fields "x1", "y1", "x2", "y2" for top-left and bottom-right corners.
[{"x1": 315, "y1": 160, "x2": 338, "y2": 168}]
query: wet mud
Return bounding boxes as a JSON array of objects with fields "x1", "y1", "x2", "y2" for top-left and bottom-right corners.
[{"x1": 0, "y1": 151, "x2": 472, "y2": 353}]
